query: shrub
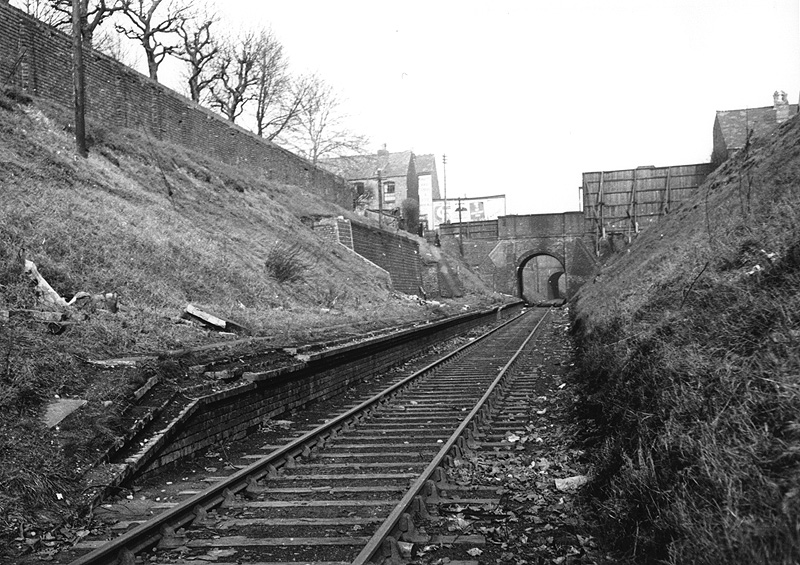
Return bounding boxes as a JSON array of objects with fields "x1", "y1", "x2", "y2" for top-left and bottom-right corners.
[
  {"x1": 1, "y1": 88, "x2": 32, "y2": 108},
  {"x1": 401, "y1": 198, "x2": 420, "y2": 235},
  {"x1": 265, "y1": 242, "x2": 306, "y2": 283},
  {"x1": 0, "y1": 93, "x2": 14, "y2": 112}
]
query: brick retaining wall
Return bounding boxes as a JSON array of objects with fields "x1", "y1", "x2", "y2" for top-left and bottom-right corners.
[
  {"x1": 314, "y1": 217, "x2": 424, "y2": 296},
  {"x1": 350, "y1": 222, "x2": 422, "y2": 295},
  {"x1": 141, "y1": 303, "x2": 525, "y2": 475},
  {"x1": 0, "y1": 2, "x2": 352, "y2": 209}
]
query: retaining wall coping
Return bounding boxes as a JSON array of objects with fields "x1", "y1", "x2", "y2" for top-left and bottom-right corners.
[
  {"x1": 293, "y1": 304, "x2": 519, "y2": 363},
  {"x1": 243, "y1": 362, "x2": 308, "y2": 383},
  {"x1": 196, "y1": 381, "x2": 258, "y2": 404},
  {"x1": 350, "y1": 219, "x2": 424, "y2": 243}
]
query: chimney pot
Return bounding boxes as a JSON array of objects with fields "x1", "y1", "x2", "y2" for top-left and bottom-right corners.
[{"x1": 775, "y1": 90, "x2": 791, "y2": 123}]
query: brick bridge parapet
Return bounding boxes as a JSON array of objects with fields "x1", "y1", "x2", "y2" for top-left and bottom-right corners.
[{"x1": 439, "y1": 212, "x2": 597, "y2": 298}]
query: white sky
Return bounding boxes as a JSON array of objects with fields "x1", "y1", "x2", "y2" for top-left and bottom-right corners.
[{"x1": 164, "y1": 0, "x2": 800, "y2": 215}]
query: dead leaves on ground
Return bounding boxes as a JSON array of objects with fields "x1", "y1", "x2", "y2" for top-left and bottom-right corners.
[{"x1": 416, "y1": 313, "x2": 606, "y2": 564}]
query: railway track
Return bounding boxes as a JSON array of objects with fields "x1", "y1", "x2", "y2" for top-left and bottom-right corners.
[{"x1": 65, "y1": 307, "x2": 551, "y2": 565}]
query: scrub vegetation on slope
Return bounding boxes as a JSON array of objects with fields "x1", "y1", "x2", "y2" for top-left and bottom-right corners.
[{"x1": 571, "y1": 111, "x2": 800, "y2": 563}]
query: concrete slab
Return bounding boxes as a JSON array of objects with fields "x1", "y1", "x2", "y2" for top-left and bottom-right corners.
[{"x1": 43, "y1": 398, "x2": 88, "y2": 428}]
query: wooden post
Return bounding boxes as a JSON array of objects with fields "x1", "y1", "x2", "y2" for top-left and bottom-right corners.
[
  {"x1": 629, "y1": 168, "x2": 637, "y2": 234},
  {"x1": 442, "y1": 154, "x2": 448, "y2": 224},
  {"x1": 72, "y1": 0, "x2": 88, "y2": 158},
  {"x1": 377, "y1": 169, "x2": 383, "y2": 229},
  {"x1": 457, "y1": 197, "x2": 464, "y2": 256},
  {"x1": 598, "y1": 172, "x2": 605, "y2": 235},
  {"x1": 663, "y1": 167, "x2": 673, "y2": 215}
]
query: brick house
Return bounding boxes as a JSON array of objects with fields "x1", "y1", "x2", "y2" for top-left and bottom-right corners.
[
  {"x1": 414, "y1": 154, "x2": 442, "y2": 231},
  {"x1": 319, "y1": 147, "x2": 419, "y2": 221},
  {"x1": 712, "y1": 91, "x2": 798, "y2": 166}
]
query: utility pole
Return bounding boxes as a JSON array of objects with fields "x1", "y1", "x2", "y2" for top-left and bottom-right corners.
[
  {"x1": 442, "y1": 154, "x2": 448, "y2": 225},
  {"x1": 377, "y1": 168, "x2": 383, "y2": 229},
  {"x1": 72, "y1": 0, "x2": 88, "y2": 158},
  {"x1": 456, "y1": 196, "x2": 465, "y2": 256}
]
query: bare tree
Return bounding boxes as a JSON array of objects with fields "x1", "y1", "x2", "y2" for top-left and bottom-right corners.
[
  {"x1": 11, "y1": 1, "x2": 122, "y2": 46},
  {"x1": 249, "y1": 31, "x2": 309, "y2": 142},
  {"x1": 175, "y1": 7, "x2": 218, "y2": 103},
  {"x1": 252, "y1": 30, "x2": 288, "y2": 138},
  {"x1": 76, "y1": 0, "x2": 123, "y2": 46},
  {"x1": 278, "y1": 75, "x2": 369, "y2": 165},
  {"x1": 9, "y1": 0, "x2": 61, "y2": 24},
  {"x1": 93, "y1": 22, "x2": 139, "y2": 66},
  {"x1": 207, "y1": 30, "x2": 262, "y2": 123},
  {"x1": 72, "y1": 0, "x2": 87, "y2": 157},
  {"x1": 116, "y1": 0, "x2": 189, "y2": 81}
]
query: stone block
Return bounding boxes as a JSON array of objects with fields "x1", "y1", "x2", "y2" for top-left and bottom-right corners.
[{"x1": 43, "y1": 398, "x2": 88, "y2": 428}]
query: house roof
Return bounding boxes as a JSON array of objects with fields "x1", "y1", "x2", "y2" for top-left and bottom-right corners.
[
  {"x1": 415, "y1": 154, "x2": 437, "y2": 175},
  {"x1": 716, "y1": 104, "x2": 798, "y2": 151},
  {"x1": 319, "y1": 150, "x2": 414, "y2": 181}
]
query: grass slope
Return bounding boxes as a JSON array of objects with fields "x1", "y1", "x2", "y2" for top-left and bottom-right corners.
[
  {"x1": 572, "y1": 112, "x2": 800, "y2": 562},
  {"x1": 0, "y1": 92, "x2": 501, "y2": 544}
]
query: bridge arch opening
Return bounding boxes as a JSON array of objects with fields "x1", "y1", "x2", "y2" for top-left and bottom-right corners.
[{"x1": 516, "y1": 252, "x2": 566, "y2": 304}]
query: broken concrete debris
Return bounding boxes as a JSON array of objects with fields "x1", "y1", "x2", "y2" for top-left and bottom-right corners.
[
  {"x1": 554, "y1": 475, "x2": 589, "y2": 492},
  {"x1": 182, "y1": 304, "x2": 250, "y2": 334},
  {"x1": 13, "y1": 260, "x2": 118, "y2": 333},
  {"x1": 43, "y1": 398, "x2": 88, "y2": 429}
]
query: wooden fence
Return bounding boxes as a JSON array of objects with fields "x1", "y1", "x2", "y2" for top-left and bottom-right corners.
[{"x1": 582, "y1": 163, "x2": 713, "y2": 252}]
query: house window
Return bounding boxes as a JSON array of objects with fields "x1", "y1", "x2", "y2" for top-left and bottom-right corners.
[
  {"x1": 384, "y1": 181, "x2": 396, "y2": 203},
  {"x1": 353, "y1": 182, "x2": 365, "y2": 196}
]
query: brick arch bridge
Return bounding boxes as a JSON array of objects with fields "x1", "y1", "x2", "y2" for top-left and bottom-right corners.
[
  {"x1": 438, "y1": 212, "x2": 597, "y2": 300},
  {"x1": 516, "y1": 249, "x2": 567, "y2": 301}
]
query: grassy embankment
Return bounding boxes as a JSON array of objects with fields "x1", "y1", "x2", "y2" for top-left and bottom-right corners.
[
  {"x1": 0, "y1": 90, "x2": 501, "y2": 540},
  {"x1": 571, "y1": 112, "x2": 800, "y2": 563}
]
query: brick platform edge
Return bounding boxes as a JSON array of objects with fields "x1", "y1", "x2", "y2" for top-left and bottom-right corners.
[{"x1": 82, "y1": 302, "x2": 524, "y2": 507}]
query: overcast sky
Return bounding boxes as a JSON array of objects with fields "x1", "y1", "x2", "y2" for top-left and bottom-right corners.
[{"x1": 171, "y1": 1, "x2": 799, "y2": 215}]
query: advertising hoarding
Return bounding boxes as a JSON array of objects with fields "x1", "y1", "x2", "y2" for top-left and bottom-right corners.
[{"x1": 431, "y1": 195, "x2": 506, "y2": 229}]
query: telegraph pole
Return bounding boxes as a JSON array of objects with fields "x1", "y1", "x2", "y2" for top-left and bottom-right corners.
[
  {"x1": 457, "y1": 196, "x2": 465, "y2": 256},
  {"x1": 442, "y1": 154, "x2": 448, "y2": 225},
  {"x1": 377, "y1": 168, "x2": 383, "y2": 229},
  {"x1": 72, "y1": 0, "x2": 88, "y2": 158}
]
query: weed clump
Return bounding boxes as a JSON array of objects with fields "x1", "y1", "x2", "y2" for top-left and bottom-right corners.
[
  {"x1": 0, "y1": 93, "x2": 14, "y2": 112},
  {"x1": 265, "y1": 242, "x2": 307, "y2": 283},
  {"x1": 0, "y1": 88, "x2": 32, "y2": 111}
]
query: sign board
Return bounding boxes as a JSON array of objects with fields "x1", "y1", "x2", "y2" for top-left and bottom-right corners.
[{"x1": 431, "y1": 195, "x2": 506, "y2": 229}]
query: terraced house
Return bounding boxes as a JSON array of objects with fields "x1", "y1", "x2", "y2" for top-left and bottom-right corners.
[
  {"x1": 319, "y1": 147, "x2": 419, "y2": 228},
  {"x1": 413, "y1": 153, "x2": 442, "y2": 231},
  {"x1": 712, "y1": 90, "x2": 799, "y2": 165}
]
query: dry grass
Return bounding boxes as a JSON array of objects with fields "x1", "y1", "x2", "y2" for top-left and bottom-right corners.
[
  {"x1": 571, "y1": 115, "x2": 800, "y2": 563},
  {"x1": 0, "y1": 97, "x2": 502, "y2": 544},
  {"x1": 1, "y1": 98, "x2": 488, "y2": 338}
]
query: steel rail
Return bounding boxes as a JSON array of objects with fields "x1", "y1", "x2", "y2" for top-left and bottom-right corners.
[
  {"x1": 352, "y1": 307, "x2": 551, "y2": 564},
  {"x1": 69, "y1": 309, "x2": 529, "y2": 565}
]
